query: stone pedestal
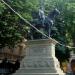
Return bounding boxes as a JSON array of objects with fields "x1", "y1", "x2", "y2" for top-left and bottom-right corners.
[{"x1": 13, "y1": 39, "x2": 64, "y2": 75}]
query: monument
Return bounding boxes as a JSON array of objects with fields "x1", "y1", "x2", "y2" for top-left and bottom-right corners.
[{"x1": 13, "y1": 0, "x2": 64, "y2": 75}]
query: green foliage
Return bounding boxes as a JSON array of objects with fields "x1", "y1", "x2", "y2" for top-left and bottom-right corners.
[
  {"x1": 0, "y1": 2, "x2": 6, "y2": 14},
  {"x1": 0, "y1": 8, "x2": 27, "y2": 48},
  {"x1": 0, "y1": 0, "x2": 40, "y2": 48},
  {"x1": 6, "y1": 0, "x2": 39, "y2": 20}
]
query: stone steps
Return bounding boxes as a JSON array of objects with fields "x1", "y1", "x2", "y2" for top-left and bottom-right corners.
[
  {"x1": 15, "y1": 68, "x2": 57, "y2": 73},
  {"x1": 13, "y1": 73, "x2": 60, "y2": 75}
]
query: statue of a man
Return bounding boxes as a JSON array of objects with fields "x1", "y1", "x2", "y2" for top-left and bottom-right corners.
[
  {"x1": 29, "y1": 8, "x2": 60, "y2": 39},
  {"x1": 38, "y1": 9, "x2": 45, "y2": 26}
]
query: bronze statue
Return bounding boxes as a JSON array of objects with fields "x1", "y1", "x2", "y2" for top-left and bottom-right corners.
[{"x1": 29, "y1": 8, "x2": 60, "y2": 39}]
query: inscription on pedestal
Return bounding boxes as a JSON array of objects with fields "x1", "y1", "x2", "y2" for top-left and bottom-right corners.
[{"x1": 28, "y1": 45, "x2": 51, "y2": 56}]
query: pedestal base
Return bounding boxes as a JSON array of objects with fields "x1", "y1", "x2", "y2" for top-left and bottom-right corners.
[{"x1": 13, "y1": 39, "x2": 65, "y2": 75}]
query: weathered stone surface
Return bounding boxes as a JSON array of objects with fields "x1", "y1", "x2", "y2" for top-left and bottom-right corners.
[{"x1": 13, "y1": 39, "x2": 64, "y2": 75}]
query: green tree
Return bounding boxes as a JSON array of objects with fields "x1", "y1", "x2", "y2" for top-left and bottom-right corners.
[
  {"x1": 0, "y1": 8, "x2": 27, "y2": 48},
  {"x1": 5, "y1": 0, "x2": 39, "y2": 20},
  {"x1": 0, "y1": 0, "x2": 39, "y2": 48}
]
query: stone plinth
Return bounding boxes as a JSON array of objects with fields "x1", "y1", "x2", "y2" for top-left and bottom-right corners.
[{"x1": 13, "y1": 39, "x2": 64, "y2": 75}]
